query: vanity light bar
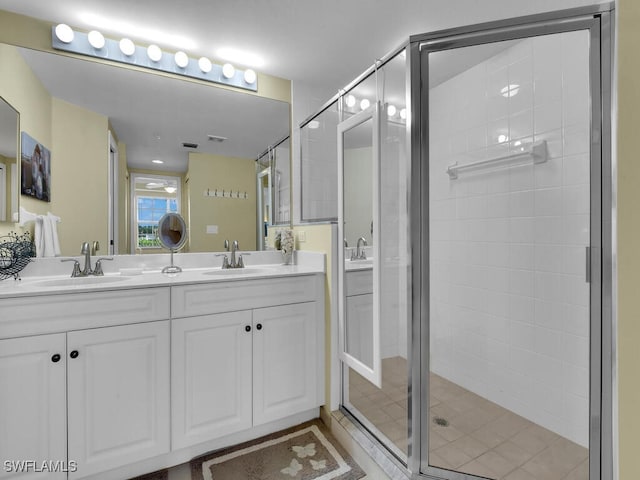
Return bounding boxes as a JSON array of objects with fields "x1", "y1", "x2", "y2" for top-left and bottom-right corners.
[{"x1": 51, "y1": 25, "x2": 258, "y2": 92}]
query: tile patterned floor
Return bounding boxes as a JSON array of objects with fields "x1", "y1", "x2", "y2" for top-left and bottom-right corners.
[{"x1": 348, "y1": 357, "x2": 588, "y2": 480}]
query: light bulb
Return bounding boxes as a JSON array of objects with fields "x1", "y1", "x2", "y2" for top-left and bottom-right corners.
[
  {"x1": 119, "y1": 38, "x2": 135, "y2": 56},
  {"x1": 87, "y1": 30, "x2": 105, "y2": 49},
  {"x1": 222, "y1": 63, "x2": 235, "y2": 79},
  {"x1": 147, "y1": 44, "x2": 162, "y2": 62},
  {"x1": 198, "y1": 57, "x2": 212, "y2": 73},
  {"x1": 345, "y1": 94, "x2": 356, "y2": 108},
  {"x1": 400, "y1": 108, "x2": 407, "y2": 120},
  {"x1": 360, "y1": 98, "x2": 370, "y2": 110},
  {"x1": 55, "y1": 24, "x2": 74, "y2": 43},
  {"x1": 174, "y1": 51, "x2": 189, "y2": 68},
  {"x1": 387, "y1": 104, "x2": 397, "y2": 117},
  {"x1": 164, "y1": 186, "x2": 177, "y2": 194},
  {"x1": 244, "y1": 69, "x2": 257, "y2": 84}
]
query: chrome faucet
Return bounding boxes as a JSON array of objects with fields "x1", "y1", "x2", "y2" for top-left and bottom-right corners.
[
  {"x1": 230, "y1": 240, "x2": 239, "y2": 267},
  {"x1": 216, "y1": 240, "x2": 247, "y2": 269},
  {"x1": 80, "y1": 241, "x2": 93, "y2": 275},
  {"x1": 61, "y1": 241, "x2": 113, "y2": 277},
  {"x1": 351, "y1": 237, "x2": 368, "y2": 261}
]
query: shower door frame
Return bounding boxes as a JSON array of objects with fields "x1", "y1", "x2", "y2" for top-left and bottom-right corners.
[{"x1": 408, "y1": 5, "x2": 614, "y2": 479}]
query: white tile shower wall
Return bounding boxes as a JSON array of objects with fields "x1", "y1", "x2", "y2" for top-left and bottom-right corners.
[{"x1": 429, "y1": 31, "x2": 590, "y2": 447}]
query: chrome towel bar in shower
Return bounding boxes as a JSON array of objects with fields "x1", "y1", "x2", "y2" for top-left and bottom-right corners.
[{"x1": 446, "y1": 139, "x2": 548, "y2": 180}]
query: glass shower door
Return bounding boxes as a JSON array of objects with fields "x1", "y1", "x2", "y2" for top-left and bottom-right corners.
[{"x1": 420, "y1": 22, "x2": 600, "y2": 480}]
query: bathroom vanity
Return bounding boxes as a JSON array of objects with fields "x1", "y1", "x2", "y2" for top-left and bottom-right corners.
[{"x1": 0, "y1": 251, "x2": 325, "y2": 479}]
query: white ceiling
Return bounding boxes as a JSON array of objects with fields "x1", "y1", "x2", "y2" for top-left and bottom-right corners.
[
  {"x1": 0, "y1": 0, "x2": 607, "y2": 90},
  {"x1": 0, "y1": 0, "x2": 608, "y2": 171}
]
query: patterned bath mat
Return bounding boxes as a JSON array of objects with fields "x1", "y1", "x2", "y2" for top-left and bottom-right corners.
[{"x1": 190, "y1": 419, "x2": 365, "y2": 480}]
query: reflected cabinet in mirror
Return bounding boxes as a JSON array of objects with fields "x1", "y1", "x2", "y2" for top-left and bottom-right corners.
[
  {"x1": 338, "y1": 104, "x2": 381, "y2": 387},
  {"x1": 0, "y1": 96, "x2": 18, "y2": 224},
  {"x1": 0, "y1": 42, "x2": 289, "y2": 255}
]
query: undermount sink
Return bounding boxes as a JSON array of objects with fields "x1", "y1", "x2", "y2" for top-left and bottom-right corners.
[
  {"x1": 202, "y1": 267, "x2": 273, "y2": 276},
  {"x1": 31, "y1": 276, "x2": 130, "y2": 287}
]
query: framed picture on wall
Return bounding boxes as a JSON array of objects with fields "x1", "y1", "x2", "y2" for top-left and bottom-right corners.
[{"x1": 20, "y1": 131, "x2": 51, "y2": 202}]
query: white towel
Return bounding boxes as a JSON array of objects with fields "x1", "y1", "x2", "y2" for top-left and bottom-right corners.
[
  {"x1": 44, "y1": 213, "x2": 61, "y2": 257},
  {"x1": 34, "y1": 213, "x2": 61, "y2": 258},
  {"x1": 34, "y1": 216, "x2": 44, "y2": 258}
]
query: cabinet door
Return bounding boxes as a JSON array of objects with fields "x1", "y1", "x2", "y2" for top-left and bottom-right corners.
[
  {"x1": 0, "y1": 334, "x2": 66, "y2": 480},
  {"x1": 67, "y1": 321, "x2": 170, "y2": 479},
  {"x1": 253, "y1": 302, "x2": 317, "y2": 426},
  {"x1": 171, "y1": 311, "x2": 252, "y2": 449},
  {"x1": 345, "y1": 293, "x2": 374, "y2": 368}
]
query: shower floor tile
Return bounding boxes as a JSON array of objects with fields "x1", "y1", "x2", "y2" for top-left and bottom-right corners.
[{"x1": 347, "y1": 356, "x2": 588, "y2": 480}]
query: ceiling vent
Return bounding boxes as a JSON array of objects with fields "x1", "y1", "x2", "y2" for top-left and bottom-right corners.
[
  {"x1": 182, "y1": 142, "x2": 198, "y2": 149},
  {"x1": 207, "y1": 135, "x2": 227, "y2": 143}
]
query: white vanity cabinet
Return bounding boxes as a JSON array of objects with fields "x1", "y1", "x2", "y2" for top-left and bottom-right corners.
[
  {"x1": 253, "y1": 302, "x2": 318, "y2": 426},
  {"x1": 67, "y1": 321, "x2": 170, "y2": 479},
  {"x1": 171, "y1": 311, "x2": 253, "y2": 449},
  {"x1": 0, "y1": 287, "x2": 171, "y2": 480},
  {"x1": 171, "y1": 275, "x2": 324, "y2": 450},
  {"x1": 0, "y1": 269, "x2": 324, "y2": 479},
  {"x1": 0, "y1": 334, "x2": 67, "y2": 480}
]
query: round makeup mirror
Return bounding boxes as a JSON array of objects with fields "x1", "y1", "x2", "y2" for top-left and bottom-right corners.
[{"x1": 158, "y1": 212, "x2": 187, "y2": 274}]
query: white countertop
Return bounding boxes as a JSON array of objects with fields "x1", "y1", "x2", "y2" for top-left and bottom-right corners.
[{"x1": 0, "y1": 250, "x2": 325, "y2": 299}]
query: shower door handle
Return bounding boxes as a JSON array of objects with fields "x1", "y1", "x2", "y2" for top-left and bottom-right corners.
[{"x1": 585, "y1": 246, "x2": 591, "y2": 283}]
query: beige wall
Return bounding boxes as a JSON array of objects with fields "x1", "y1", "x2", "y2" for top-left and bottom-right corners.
[
  {"x1": 292, "y1": 224, "x2": 334, "y2": 418},
  {"x1": 51, "y1": 98, "x2": 109, "y2": 256},
  {"x1": 0, "y1": 44, "x2": 110, "y2": 255},
  {"x1": 187, "y1": 153, "x2": 256, "y2": 252},
  {"x1": 0, "y1": 42, "x2": 51, "y2": 238},
  {"x1": 615, "y1": 0, "x2": 639, "y2": 478}
]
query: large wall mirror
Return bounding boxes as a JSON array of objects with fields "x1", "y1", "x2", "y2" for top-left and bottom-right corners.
[
  {"x1": 0, "y1": 41, "x2": 290, "y2": 255},
  {"x1": 0, "y1": 96, "x2": 18, "y2": 224}
]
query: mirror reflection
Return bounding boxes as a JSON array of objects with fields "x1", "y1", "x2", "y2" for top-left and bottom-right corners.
[
  {"x1": 0, "y1": 96, "x2": 18, "y2": 224},
  {"x1": 340, "y1": 107, "x2": 378, "y2": 383},
  {"x1": 0, "y1": 42, "x2": 289, "y2": 255},
  {"x1": 343, "y1": 117, "x2": 373, "y2": 255}
]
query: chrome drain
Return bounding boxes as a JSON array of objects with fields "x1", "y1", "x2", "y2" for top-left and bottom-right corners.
[{"x1": 433, "y1": 416, "x2": 449, "y2": 427}]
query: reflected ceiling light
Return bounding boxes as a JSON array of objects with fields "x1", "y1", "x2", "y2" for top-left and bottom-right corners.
[
  {"x1": 119, "y1": 37, "x2": 135, "y2": 56},
  {"x1": 164, "y1": 186, "x2": 177, "y2": 194},
  {"x1": 498, "y1": 134, "x2": 509, "y2": 143},
  {"x1": 222, "y1": 63, "x2": 235, "y2": 79},
  {"x1": 308, "y1": 120, "x2": 320, "y2": 129},
  {"x1": 243, "y1": 69, "x2": 257, "y2": 84},
  {"x1": 345, "y1": 94, "x2": 356, "y2": 108},
  {"x1": 400, "y1": 108, "x2": 407, "y2": 119},
  {"x1": 514, "y1": 140, "x2": 522, "y2": 146},
  {"x1": 79, "y1": 12, "x2": 197, "y2": 50},
  {"x1": 387, "y1": 104, "x2": 397, "y2": 117},
  {"x1": 87, "y1": 30, "x2": 105, "y2": 49},
  {"x1": 500, "y1": 84, "x2": 520, "y2": 98},
  {"x1": 152, "y1": 159, "x2": 164, "y2": 164},
  {"x1": 198, "y1": 56, "x2": 212, "y2": 73},
  {"x1": 360, "y1": 98, "x2": 370, "y2": 110},
  {"x1": 174, "y1": 51, "x2": 189, "y2": 68},
  {"x1": 217, "y1": 47, "x2": 265, "y2": 68},
  {"x1": 55, "y1": 24, "x2": 74, "y2": 43},
  {"x1": 147, "y1": 44, "x2": 162, "y2": 62}
]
